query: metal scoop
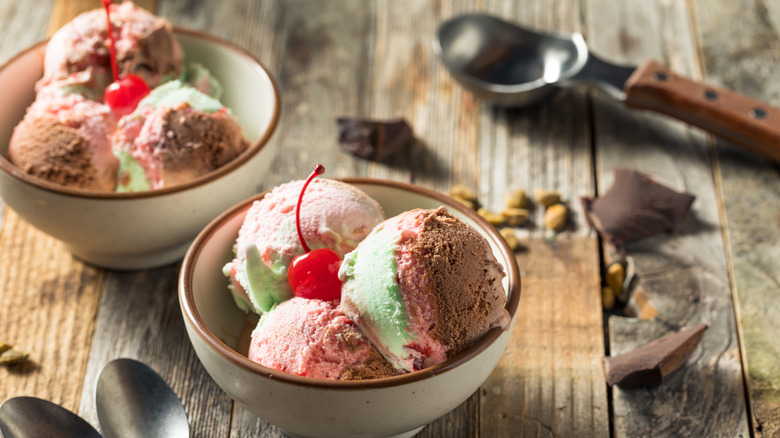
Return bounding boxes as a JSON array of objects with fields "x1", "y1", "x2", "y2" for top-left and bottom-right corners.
[{"x1": 435, "y1": 13, "x2": 780, "y2": 162}]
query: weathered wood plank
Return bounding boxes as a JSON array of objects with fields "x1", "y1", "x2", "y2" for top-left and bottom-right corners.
[
  {"x1": 0, "y1": 211, "x2": 104, "y2": 414},
  {"x1": 462, "y1": 1, "x2": 609, "y2": 437},
  {"x1": 259, "y1": 0, "x2": 376, "y2": 187},
  {"x1": 585, "y1": 0, "x2": 749, "y2": 436},
  {"x1": 482, "y1": 238, "x2": 607, "y2": 438},
  {"x1": 76, "y1": 265, "x2": 235, "y2": 435},
  {"x1": 692, "y1": 0, "x2": 780, "y2": 435},
  {"x1": 49, "y1": 0, "x2": 157, "y2": 36},
  {"x1": 0, "y1": 0, "x2": 107, "y2": 417}
]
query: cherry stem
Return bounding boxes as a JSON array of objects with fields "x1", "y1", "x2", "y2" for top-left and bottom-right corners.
[
  {"x1": 295, "y1": 164, "x2": 325, "y2": 254},
  {"x1": 102, "y1": 0, "x2": 119, "y2": 81}
]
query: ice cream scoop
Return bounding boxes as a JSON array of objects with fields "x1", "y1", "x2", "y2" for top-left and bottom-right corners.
[
  {"x1": 248, "y1": 297, "x2": 398, "y2": 380},
  {"x1": 223, "y1": 178, "x2": 386, "y2": 314},
  {"x1": 112, "y1": 80, "x2": 248, "y2": 191},
  {"x1": 39, "y1": 1, "x2": 183, "y2": 98},
  {"x1": 7, "y1": 87, "x2": 118, "y2": 191},
  {"x1": 339, "y1": 207, "x2": 510, "y2": 373}
]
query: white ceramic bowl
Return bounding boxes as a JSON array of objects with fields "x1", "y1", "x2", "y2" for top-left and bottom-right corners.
[
  {"x1": 179, "y1": 179, "x2": 521, "y2": 438},
  {"x1": 0, "y1": 29, "x2": 280, "y2": 270}
]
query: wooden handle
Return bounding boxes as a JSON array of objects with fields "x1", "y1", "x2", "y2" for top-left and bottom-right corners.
[{"x1": 624, "y1": 59, "x2": 780, "y2": 162}]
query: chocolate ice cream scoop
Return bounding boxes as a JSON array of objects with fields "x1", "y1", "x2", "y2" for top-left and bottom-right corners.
[
  {"x1": 153, "y1": 106, "x2": 248, "y2": 186},
  {"x1": 339, "y1": 207, "x2": 510, "y2": 373},
  {"x1": 7, "y1": 91, "x2": 118, "y2": 191},
  {"x1": 113, "y1": 80, "x2": 249, "y2": 191}
]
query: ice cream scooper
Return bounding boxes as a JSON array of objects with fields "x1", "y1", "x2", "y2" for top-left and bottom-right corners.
[{"x1": 434, "y1": 13, "x2": 780, "y2": 163}]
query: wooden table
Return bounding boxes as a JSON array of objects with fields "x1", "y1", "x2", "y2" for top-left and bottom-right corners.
[{"x1": 1, "y1": 0, "x2": 778, "y2": 436}]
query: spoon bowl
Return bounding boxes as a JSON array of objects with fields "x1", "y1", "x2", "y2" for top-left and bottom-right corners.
[
  {"x1": 96, "y1": 358, "x2": 189, "y2": 438},
  {"x1": 0, "y1": 396, "x2": 101, "y2": 438},
  {"x1": 434, "y1": 13, "x2": 588, "y2": 106}
]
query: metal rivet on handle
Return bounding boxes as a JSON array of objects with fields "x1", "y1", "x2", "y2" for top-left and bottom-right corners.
[
  {"x1": 652, "y1": 72, "x2": 668, "y2": 81},
  {"x1": 704, "y1": 89, "x2": 718, "y2": 100},
  {"x1": 750, "y1": 108, "x2": 767, "y2": 119}
]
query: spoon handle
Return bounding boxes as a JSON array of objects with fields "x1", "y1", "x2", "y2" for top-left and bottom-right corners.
[{"x1": 623, "y1": 59, "x2": 780, "y2": 162}]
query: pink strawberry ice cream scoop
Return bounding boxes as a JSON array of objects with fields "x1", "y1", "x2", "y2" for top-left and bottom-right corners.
[
  {"x1": 338, "y1": 207, "x2": 510, "y2": 373},
  {"x1": 248, "y1": 297, "x2": 398, "y2": 380},
  {"x1": 223, "y1": 179, "x2": 386, "y2": 314},
  {"x1": 7, "y1": 87, "x2": 118, "y2": 191},
  {"x1": 39, "y1": 0, "x2": 183, "y2": 98}
]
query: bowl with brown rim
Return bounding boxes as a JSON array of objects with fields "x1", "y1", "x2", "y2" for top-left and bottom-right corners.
[
  {"x1": 0, "y1": 29, "x2": 280, "y2": 270},
  {"x1": 179, "y1": 179, "x2": 521, "y2": 438}
]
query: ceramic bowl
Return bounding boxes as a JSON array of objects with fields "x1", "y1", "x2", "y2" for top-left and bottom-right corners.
[
  {"x1": 179, "y1": 179, "x2": 521, "y2": 438},
  {"x1": 0, "y1": 29, "x2": 280, "y2": 270}
]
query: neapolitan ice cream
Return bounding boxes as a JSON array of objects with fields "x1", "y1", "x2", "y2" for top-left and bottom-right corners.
[
  {"x1": 5, "y1": 1, "x2": 250, "y2": 192},
  {"x1": 7, "y1": 87, "x2": 118, "y2": 191},
  {"x1": 225, "y1": 175, "x2": 511, "y2": 381},
  {"x1": 38, "y1": 1, "x2": 183, "y2": 99},
  {"x1": 112, "y1": 80, "x2": 248, "y2": 191},
  {"x1": 248, "y1": 297, "x2": 397, "y2": 380},
  {"x1": 339, "y1": 207, "x2": 510, "y2": 373},
  {"x1": 223, "y1": 179, "x2": 386, "y2": 314}
]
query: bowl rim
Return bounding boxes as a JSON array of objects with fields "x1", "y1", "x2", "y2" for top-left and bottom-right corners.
[
  {"x1": 0, "y1": 27, "x2": 281, "y2": 200},
  {"x1": 179, "y1": 178, "x2": 522, "y2": 389}
]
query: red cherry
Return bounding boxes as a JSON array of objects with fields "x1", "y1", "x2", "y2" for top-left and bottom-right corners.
[
  {"x1": 104, "y1": 74, "x2": 151, "y2": 116},
  {"x1": 288, "y1": 248, "x2": 342, "y2": 300},
  {"x1": 286, "y1": 164, "x2": 343, "y2": 300},
  {"x1": 102, "y1": 0, "x2": 150, "y2": 115}
]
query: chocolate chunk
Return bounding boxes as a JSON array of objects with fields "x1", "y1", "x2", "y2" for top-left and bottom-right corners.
[
  {"x1": 336, "y1": 117, "x2": 413, "y2": 161},
  {"x1": 581, "y1": 169, "x2": 695, "y2": 251},
  {"x1": 603, "y1": 323, "x2": 707, "y2": 388}
]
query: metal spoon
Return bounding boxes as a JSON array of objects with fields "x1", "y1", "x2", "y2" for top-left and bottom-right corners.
[
  {"x1": 0, "y1": 396, "x2": 101, "y2": 438},
  {"x1": 435, "y1": 13, "x2": 780, "y2": 162},
  {"x1": 95, "y1": 358, "x2": 189, "y2": 438}
]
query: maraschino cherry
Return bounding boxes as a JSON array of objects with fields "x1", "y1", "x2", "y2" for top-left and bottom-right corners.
[
  {"x1": 286, "y1": 164, "x2": 343, "y2": 301},
  {"x1": 102, "y1": 0, "x2": 150, "y2": 115}
]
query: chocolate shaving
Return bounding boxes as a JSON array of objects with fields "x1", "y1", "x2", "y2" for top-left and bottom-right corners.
[
  {"x1": 581, "y1": 169, "x2": 695, "y2": 252},
  {"x1": 603, "y1": 323, "x2": 707, "y2": 388},
  {"x1": 336, "y1": 117, "x2": 413, "y2": 161}
]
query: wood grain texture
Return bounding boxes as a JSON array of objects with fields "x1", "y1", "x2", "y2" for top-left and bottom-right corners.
[
  {"x1": 0, "y1": 211, "x2": 103, "y2": 413},
  {"x1": 693, "y1": 0, "x2": 780, "y2": 435},
  {"x1": 474, "y1": 0, "x2": 592, "y2": 236},
  {"x1": 624, "y1": 59, "x2": 780, "y2": 162},
  {"x1": 481, "y1": 238, "x2": 608, "y2": 438},
  {"x1": 468, "y1": 2, "x2": 609, "y2": 436},
  {"x1": 0, "y1": 0, "x2": 767, "y2": 436},
  {"x1": 76, "y1": 265, "x2": 234, "y2": 435},
  {"x1": 585, "y1": 0, "x2": 749, "y2": 436},
  {"x1": 49, "y1": 0, "x2": 157, "y2": 36},
  {"x1": 261, "y1": 0, "x2": 376, "y2": 187},
  {"x1": 0, "y1": 0, "x2": 104, "y2": 418}
]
